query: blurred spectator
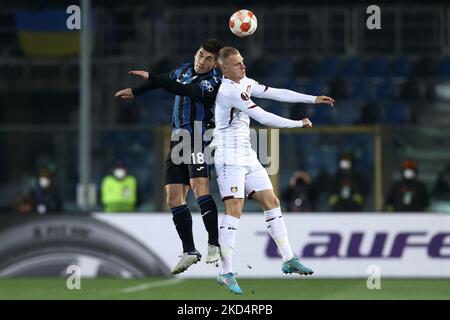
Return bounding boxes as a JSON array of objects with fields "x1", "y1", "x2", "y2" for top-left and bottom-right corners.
[
  {"x1": 282, "y1": 170, "x2": 319, "y2": 212},
  {"x1": 385, "y1": 159, "x2": 429, "y2": 212},
  {"x1": 432, "y1": 162, "x2": 450, "y2": 200},
  {"x1": 100, "y1": 160, "x2": 138, "y2": 212},
  {"x1": 14, "y1": 168, "x2": 63, "y2": 214},
  {"x1": 328, "y1": 152, "x2": 369, "y2": 212}
]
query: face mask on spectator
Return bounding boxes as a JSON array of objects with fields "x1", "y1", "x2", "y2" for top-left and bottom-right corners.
[
  {"x1": 403, "y1": 169, "x2": 416, "y2": 180},
  {"x1": 113, "y1": 168, "x2": 127, "y2": 179},
  {"x1": 339, "y1": 159, "x2": 352, "y2": 170},
  {"x1": 38, "y1": 177, "x2": 51, "y2": 188}
]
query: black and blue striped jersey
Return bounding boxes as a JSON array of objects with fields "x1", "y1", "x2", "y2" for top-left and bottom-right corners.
[{"x1": 169, "y1": 63, "x2": 221, "y2": 134}]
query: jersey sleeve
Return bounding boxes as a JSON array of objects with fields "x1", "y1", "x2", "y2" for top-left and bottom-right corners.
[
  {"x1": 169, "y1": 69, "x2": 177, "y2": 80},
  {"x1": 221, "y1": 84, "x2": 258, "y2": 111},
  {"x1": 152, "y1": 74, "x2": 202, "y2": 99},
  {"x1": 169, "y1": 63, "x2": 190, "y2": 80},
  {"x1": 249, "y1": 78, "x2": 269, "y2": 98},
  {"x1": 254, "y1": 85, "x2": 317, "y2": 103},
  {"x1": 243, "y1": 106, "x2": 304, "y2": 128}
]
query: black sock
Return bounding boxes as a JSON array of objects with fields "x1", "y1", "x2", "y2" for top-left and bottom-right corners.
[
  {"x1": 197, "y1": 194, "x2": 219, "y2": 246},
  {"x1": 171, "y1": 204, "x2": 195, "y2": 253}
]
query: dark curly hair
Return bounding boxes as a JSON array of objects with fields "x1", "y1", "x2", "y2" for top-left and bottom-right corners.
[{"x1": 200, "y1": 38, "x2": 223, "y2": 56}]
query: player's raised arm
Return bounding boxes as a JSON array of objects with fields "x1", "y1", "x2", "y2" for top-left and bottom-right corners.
[
  {"x1": 149, "y1": 73, "x2": 219, "y2": 100},
  {"x1": 129, "y1": 70, "x2": 170, "y2": 97},
  {"x1": 223, "y1": 88, "x2": 311, "y2": 128},
  {"x1": 243, "y1": 105, "x2": 312, "y2": 128},
  {"x1": 131, "y1": 70, "x2": 204, "y2": 98},
  {"x1": 114, "y1": 70, "x2": 161, "y2": 98},
  {"x1": 250, "y1": 79, "x2": 334, "y2": 106}
]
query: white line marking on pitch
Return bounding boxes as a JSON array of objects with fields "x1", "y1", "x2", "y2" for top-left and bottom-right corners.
[{"x1": 120, "y1": 278, "x2": 184, "y2": 293}]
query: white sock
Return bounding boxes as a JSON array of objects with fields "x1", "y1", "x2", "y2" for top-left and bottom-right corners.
[
  {"x1": 264, "y1": 207, "x2": 294, "y2": 262},
  {"x1": 219, "y1": 214, "x2": 240, "y2": 275}
]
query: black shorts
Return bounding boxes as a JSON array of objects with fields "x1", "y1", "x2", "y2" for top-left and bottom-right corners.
[{"x1": 164, "y1": 140, "x2": 211, "y2": 186}]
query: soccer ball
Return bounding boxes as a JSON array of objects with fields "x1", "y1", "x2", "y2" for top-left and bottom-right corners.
[{"x1": 229, "y1": 9, "x2": 257, "y2": 37}]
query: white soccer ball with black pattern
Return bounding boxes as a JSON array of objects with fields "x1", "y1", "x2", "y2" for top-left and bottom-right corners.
[{"x1": 229, "y1": 9, "x2": 257, "y2": 37}]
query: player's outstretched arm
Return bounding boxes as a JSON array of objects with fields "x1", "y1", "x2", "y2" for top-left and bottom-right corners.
[
  {"x1": 150, "y1": 75, "x2": 204, "y2": 99},
  {"x1": 256, "y1": 86, "x2": 334, "y2": 106},
  {"x1": 128, "y1": 70, "x2": 205, "y2": 99},
  {"x1": 128, "y1": 70, "x2": 169, "y2": 97},
  {"x1": 243, "y1": 105, "x2": 312, "y2": 128},
  {"x1": 114, "y1": 70, "x2": 160, "y2": 98}
]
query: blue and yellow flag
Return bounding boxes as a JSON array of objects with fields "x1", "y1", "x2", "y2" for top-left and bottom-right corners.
[{"x1": 16, "y1": 10, "x2": 80, "y2": 58}]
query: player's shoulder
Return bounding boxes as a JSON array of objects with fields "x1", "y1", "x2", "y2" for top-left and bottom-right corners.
[
  {"x1": 175, "y1": 62, "x2": 193, "y2": 71},
  {"x1": 218, "y1": 78, "x2": 240, "y2": 96},
  {"x1": 209, "y1": 67, "x2": 222, "y2": 78},
  {"x1": 199, "y1": 67, "x2": 222, "y2": 85},
  {"x1": 243, "y1": 76, "x2": 257, "y2": 84}
]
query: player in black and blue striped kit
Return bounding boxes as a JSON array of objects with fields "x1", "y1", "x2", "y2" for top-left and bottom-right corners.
[{"x1": 115, "y1": 39, "x2": 223, "y2": 274}]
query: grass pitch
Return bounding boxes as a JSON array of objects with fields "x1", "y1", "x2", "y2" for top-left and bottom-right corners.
[{"x1": 0, "y1": 278, "x2": 449, "y2": 300}]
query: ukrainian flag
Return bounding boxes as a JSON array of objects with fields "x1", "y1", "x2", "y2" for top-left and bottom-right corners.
[{"x1": 16, "y1": 10, "x2": 80, "y2": 58}]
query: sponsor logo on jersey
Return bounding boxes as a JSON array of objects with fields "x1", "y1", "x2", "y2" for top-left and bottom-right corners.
[
  {"x1": 200, "y1": 80, "x2": 214, "y2": 93},
  {"x1": 240, "y1": 92, "x2": 250, "y2": 101}
]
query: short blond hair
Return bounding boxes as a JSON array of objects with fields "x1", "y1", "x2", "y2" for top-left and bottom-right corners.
[{"x1": 218, "y1": 47, "x2": 240, "y2": 64}]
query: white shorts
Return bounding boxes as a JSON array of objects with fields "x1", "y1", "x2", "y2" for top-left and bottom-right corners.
[{"x1": 215, "y1": 161, "x2": 273, "y2": 200}]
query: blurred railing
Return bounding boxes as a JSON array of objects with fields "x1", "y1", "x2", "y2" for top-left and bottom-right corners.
[
  {"x1": 3, "y1": 124, "x2": 448, "y2": 213},
  {"x1": 0, "y1": 125, "x2": 168, "y2": 213}
]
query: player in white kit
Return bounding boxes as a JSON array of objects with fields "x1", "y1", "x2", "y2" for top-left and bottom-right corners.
[{"x1": 213, "y1": 47, "x2": 334, "y2": 294}]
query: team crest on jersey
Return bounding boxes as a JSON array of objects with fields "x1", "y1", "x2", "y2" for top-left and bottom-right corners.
[
  {"x1": 230, "y1": 186, "x2": 238, "y2": 193},
  {"x1": 240, "y1": 92, "x2": 250, "y2": 101},
  {"x1": 200, "y1": 80, "x2": 214, "y2": 93}
]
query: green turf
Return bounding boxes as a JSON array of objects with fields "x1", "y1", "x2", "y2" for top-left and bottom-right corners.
[{"x1": 0, "y1": 278, "x2": 449, "y2": 300}]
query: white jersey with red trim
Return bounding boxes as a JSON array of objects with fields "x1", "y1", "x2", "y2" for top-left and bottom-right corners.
[
  {"x1": 211, "y1": 77, "x2": 260, "y2": 165},
  {"x1": 212, "y1": 76, "x2": 316, "y2": 165}
]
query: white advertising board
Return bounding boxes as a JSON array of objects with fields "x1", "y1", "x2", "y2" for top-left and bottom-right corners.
[{"x1": 96, "y1": 213, "x2": 450, "y2": 278}]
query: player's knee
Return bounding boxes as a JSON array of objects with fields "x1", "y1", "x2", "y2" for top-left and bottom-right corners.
[
  {"x1": 191, "y1": 179, "x2": 209, "y2": 199},
  {"x1": 225, "y1": 209, "x2": 241, "y2": 218},
  {"x1": 270, "y1": 196, "x2": 280, "y2": 209},
  {"x1": 262, "y1": 195, "x2": 280, "y2": 210},
  {"x1": 166, "y1": 196, "x2": 184, "y2": 208},
  {"x1": 192, "y1": 185, "x2": 209, "y2": 199}
]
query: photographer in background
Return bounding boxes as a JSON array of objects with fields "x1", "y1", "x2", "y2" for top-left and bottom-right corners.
[
  {"x1": 328, "y1": 152, "x2": 369, "y2": 212},
  {"x1": 14, "y1": 168, "x2": 63, "y2": 214},
  {"x1": 385, "y1": 159, "x2": 430, "y2": 212},
  {"x1": 282, "y1": 170, "x2": 319, "y2": 212}
]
